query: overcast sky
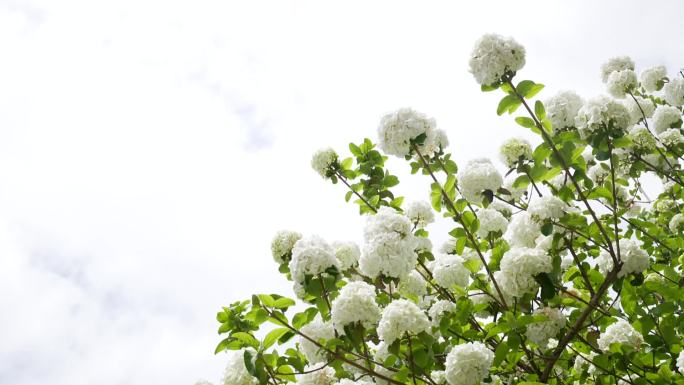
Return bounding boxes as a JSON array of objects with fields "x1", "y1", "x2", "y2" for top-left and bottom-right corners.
[{"x1": 1, "y1": 1, "x2": 683, "y2": 384}]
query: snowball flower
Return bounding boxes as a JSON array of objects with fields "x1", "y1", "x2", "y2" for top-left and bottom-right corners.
[
  {"x1": 573, "y1": 351, "x2": 598, "y2": 375},
  {"x1": 525, "y1": 307, "x2": 566, "y2": 347},
  {"x1": 487, "y1": 200, "x2": 514, "y2": 217},
  {"x1": 476, "y1": 208, "x2": 509, "y2": 237},
  {"x1": 361, "y1": 207, "x2": 418, "y2": 279},
  {"x1": 597, "y1": 319, "x2": 644, "y2": 351},
  {"x1": 311, "y1": 148, "x2": 338, "y2": 178},
  {"x1": 587, "y1": 164, "x2": 610, "y2": 184},
  {"x1": 596, "y1": 239, "x2": 650, "y2": 278},
  {"x1": 499, "y1": 137, "x2": 532, "y2": 167},
  {"x1": 422, "y1": 128, "x2": 450, "y2": 157},
  {"x1": 600, "y1": 56, "x2": 634, "y2": 83},
  {"x1": 505, "y1": 212, "x2": 541, "y2": 248},
  {"x1": 406, "y1": 201, "x2": 435, "y2": 228},
  {"x1": 669, "y1": 213, "x2": 684, "y2": 232},
  {"x1": 432, "y1": 254, "x2": 469, "y2": 289},
  {"x1": 271, "y1": 230, "x2": 302, "y2": 264},
  {"x1": 502, "y1": 177, "x2": 527, "y2": 201},
  {"x1": 664, "y1": 77, "x2": 684, "y2": 106},
  {"x1": 331, "y1": 281, "x2": 381, "y2": 332},
  {"x1": 575, "y1": 95, "x2": 631, "y2": 135},
  {"x1": 623, "y1": 95, "x2": 655, "y2": 125},
  {"x1": 222, "y1": 348, "x2": 258, "y2": 385},
  {"x1": 335, "y1": 380, "x2": 375, "y2": 385},
  {"x1": 640, "y1": 65, "x2": 667, "y2": 92},
  {"x1": 377, "y1": 299, "x2": 430, "y2": 343},
  {"x1": 469, "y1": 33, "x2": 525, "y2": 86},
  {"x1": 628, "y1": 126, "x2": 657, "y2": 151},
  {"x1": 289, "y1": 235, "x2": 340, "y2": 283},
  {"x1": 659, "y1": 128, "x2": 684, "y2": 147},
  {"x1": 677, "y1": 351, "x2": 684, "y2": 375},
  {"x1": 439, "y1": 237, "x2": 457, "y2": 254},
  {"x1": 432, "y1": 370, "x2": 447, "y2": 385},
  {"x1": 398, "y1": 270, "x2": 428, "y2": 298},
  {"x1": 457, "y1": 158, "x2": 503, "y2": 203},
  {"x1": 332, "y1": 241, "x2": 361, "y2": 270},
  {"x1": 606, "y1": 69, "x2": 637, "y2": 98},
  {"x1": 444, "y1": 342, "x2": 494, "y2": 385},
  {"x1": 299, "y1": 316, "x2": 335, "y2": 364},
  {"x1": 196, "y1": 380, "x2": 214, "y2": 385},
  {"x1": 428, "y1": 300, "x2": 457, "y2": 327},
  {"x1": 527, "y1": 196, "x2": 567, "y2": 221},
  {"x1": 652, "y1": 105, "x2": 682, "y2": 134},
  {"x1": 378, "y1": 108, "x2": 436, "y2": 157},
  {"x1": 297, "y1": 363, "x2": 337, "y2": 385},
  {"x1": 496, "y1": 246, "x2": 552, "y2": 297},
  {"x1": 545, "y1": 90, "x2": 583, "y2": 132}
]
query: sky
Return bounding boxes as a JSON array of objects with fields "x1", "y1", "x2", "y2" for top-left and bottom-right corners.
[{"x1": 0, "y1": 1, "x2": 683, "y2": 384}]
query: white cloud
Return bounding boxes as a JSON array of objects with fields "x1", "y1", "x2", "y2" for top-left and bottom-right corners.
[{"x1": 0, "y1": 0, "x2": 682, "y2": 384}]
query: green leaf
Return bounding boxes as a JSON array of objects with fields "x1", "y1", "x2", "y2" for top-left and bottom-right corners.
[
  {"x1": 258, "y1": 294, "x2": 276, "y2": 308},
  {"x1": 349, "y1": 143, "x2": 362, "y2": 157},
  {"x1": 497, "y1": 94, "x2": 521, "y2": 115},
  {"x1": 515, "y1": 117, "x2": 536, "y2": 129},
  {"x1": 536, "y1": 273, "x2": 555, "y2": 300},
  {"x1": 516, "y1": 80, "x2": 545, "y2": 99},
  {"x1": 273, "y1": 297, "x2": 295, "y2": 309},
  {"x1": 263, "y1": 327, "x2": 290, "y2": 349},
  {"x1": 232, "y1": 332, "x2": 260, "y2": 348},
  {"x1": 243, "y1": 349, "x2": 257, "y2": 376},
  {"x1": 534, "y1": 100, "x2": 546, "y2": 121}
]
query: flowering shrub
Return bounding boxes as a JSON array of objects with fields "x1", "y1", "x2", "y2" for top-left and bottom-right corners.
[{"x1": 201, "y1": 34, "x2": 684, "y2": 385}]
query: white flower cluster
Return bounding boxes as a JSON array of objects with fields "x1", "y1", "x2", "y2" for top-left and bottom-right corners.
[
  {"x1": 505, "y1": 212, "x2": 541, "y2": 248},
  {"x1": 422, "y1": 129, "x2": 450, "y2": 157},
  {"x1": 677, "y1": 351, "x2": 684, "y2": 375},
  {"x1": 622, "y1": 95, "x2": 655, "y2": 125},
  {"x1": 669, "y1": 213, "x2": 684, "y2": 232},
  {"x1": 600, "y1": 56, "x2": 634, "y2": 83},
  {"x1": 378, "y1": 108, "x2": 436, "y2": 157},
  {"x1": 299, "y1": 316, "x2": 335, "y2": 364},
  {"x1": 332, "y1": 241, "x2": 361, "y2": 270},
  {"x1": 431, "y1": 370, "x2": 447, "y2": 385},
  {"x1": 545, "y1": 91, "x2": 583, "y2": 132},
  {"x1": 457, "y1": 158, "x2": 503, "y2": 203},
  {"x1": 587, "y1": 164, "x2": 610, "y2": 184},
  {"x1": 297, "y1": 363, "x2": 337, "y2": 385},
  {"x1": 432, "y1": 254, "x2": 469, "y2": 289},
  {"x1": 476, "y1": 208, "x2": 509, "y2": 237},
  {"x1": 222, "y1": 348, "x2": 258, "y2": 385},
  {"x1": 659, "y1": 128, "x2": 684, "y2": 147},
  {"x1": 573, "y1": 351, "x2": 598, "y2": 375},
  {"x1": 444, "y1": 342, "x2": 494, "y2": 385},
  {"x1": 664, "y1": 77, "x2": 684, "y2": 106},
  {"x1": 527, "y1": 196, "x2": 567, "y2": 221},
  {"x1": 640, "y1": 65, "x2": 667, "y2": 92},
  {"x1": 606, "y1": 69, "x2": 637, "y2": 98},
  {"x1": 377, "y1": 299, "x2": 430, "y2": 343},
  {"x1": 525, "y1": 307, "x2": 566, "y2": 348},
  {"x1": 597, "y1": 318, "x2": 644, "y2": 351},
  {"x1": 271, "y1": 230, "x2": 302, "y2": 264},
  {"x1": 361, "y1": 207, "x2": 418, "y2": 279},
  {"x1": 428, "y1": 300, "x2": 457, "y2": 327},
  {"x1": 628, "y1": 126, "x2": 657, "y2": 151},
  {"x1": 495, "y1": 246, "x2": 552, "y2": 297},
  {"x1": 575, "y1": 95, "x2": 631, "y2": 135},
  {"x1": 195, "y1": 380, "x2": 214, "y2": 385},
  {"x1": 406, "y1": 201, "x2": 435, "y2": 228},
  {"x1": 499, "y1": 137, "x2": 532, "y2": 167},
  {"x1": 289, "y1": 235, "x2": 340, "y2": 283},
  {"x1": 469, "y1": 34, "x2": 525, "y2": 86},
  {"x1": 335, "y1": 379, "x2": 374, "y2": 385},
  {"x1": 311, "y1": 148, "x2": 338, "y2": 178},
  {"x1": 652, "y1": 105, "x2": 682, "y2": 134},
  {"x1": 331, "y1": 281, "x2": 381, "y2": 332},
  {"x1": 596, "y1": 239, "x2": 650, "y2": 278},
  {"x1": 398, "y1": 270, "x2": 428, "y2": 298}
]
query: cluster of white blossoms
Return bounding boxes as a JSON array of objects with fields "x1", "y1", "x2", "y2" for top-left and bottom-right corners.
[
  {"x1": 669, "y1": 213, "x2": 684, "y2": 232},
  {"x1": 428, "y1": 299, "x2": 457, "y2": 327},
  {"x1": 587, "y1": 164, "x2": 610, "y2": 184},
  {"x1": 335, "y1": 379, "x2": 375, "y2": 385},
  {"x1": 377, "y1": 299, "x2": 430, "y2": 343},
  {"x1": 652, "y1": 105, "x2": 682, "y2": 134},
  {"x1": 664, "y1": 77, "x2": 684, "y2": 106},
  {"x1": 622, "y1": 95, "x2": 655, "y2": 125},
  {"x1": 640, "y1": 65, "x2": 667, "y2": 92},
  {"x1": 505, "y1": 212, "x2": 541, "y2": 248},
  {"x1": 495, "y1": 246, "x2": 552, "y2": 297},
  {"x1": 378, "y1": 108, "x2": 436, "y2": 157},
  {"x1": 525, "y1": 307, "x2": 567, "y2": 348},
  {"x1": 457, "y1": 158, "x2": 503, "y2": 203},
  {"x1": 398, "y1": 270, "x2": 428, "y2": 298},
  {"x1": 271, "y1": 230, "x2": 302, "y2": 264},
  {"x1": 659, "y1": 128, "x2": 684, "y2": 147},
  {"x1": 422, "y1": 128, "x2": 450, "y2": 158},
  {"x1": 606, "y1": 69, "x2": 637, "y2": 98},
  {"x1": 573, "y1": 351, "x2": 598, "y2": 375},
  {"x1": 311, "y1": 148, "x2": 338, "y2": 178},
  {"x1": 575, "y1": 95, "x2": 631, "y2": 135},
  {"x1": 498, "y1": 137, "x2": 532, "y2": 167},
  {"x1": 222, "y1": 348, "x2": 259, "y2": 385},
  {"x1": 330, "y1": 281, "x2": 381, "y2": 332},
  {"x1": 444, "y1": 342, "x2": 494, "y2": 385},
  {"x1": 468, "y1": 33, "x2": 526, "y2": 86},
  {"x1": 289, "y1": 235, "x2": 340, "y2": 283},
  {"x1": 597, "y1": 319, "x2": 644, "y2": 351},
  {"x1": 432, "y1": 254, "x2": 469, "y2": 289},
  {"x1": 678, "y1": 351, "x2": 684, "y2": 375},
  {"x1": 596, "y1": 239, "x2": 650, "y2": 278},
  {"x1": 297, "y1": 363, "x2": 337, "y2": 385},
  {"x1": 405, "y1": 200, "x2": 435, "y2": 228},
  {"x1": 527, "y1": 195, "x2": 567, "y2": 221},
  {"x1": 600, "y1": 56, "x2": 635, "y2": 83},
  {"x1": 360, "y1": 207, "x2": 418, "y2": 279},
  {"x1": 299, "y1": 316, "x2": 335, "y2": 364},
  {"x1": 545, "y1": 91, "x2": 583, "y2": 132},
  {"x1": 332, "y1": 241, "x2": 361, "y2": 270},
  {"x1": 476, "y1": 208, "x2": 509, "y2": 237}
]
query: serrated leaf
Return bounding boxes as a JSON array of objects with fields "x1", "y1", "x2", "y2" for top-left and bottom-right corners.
[{"x1": 263, "y1": 327, "x2": 290, "y2": 349}]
